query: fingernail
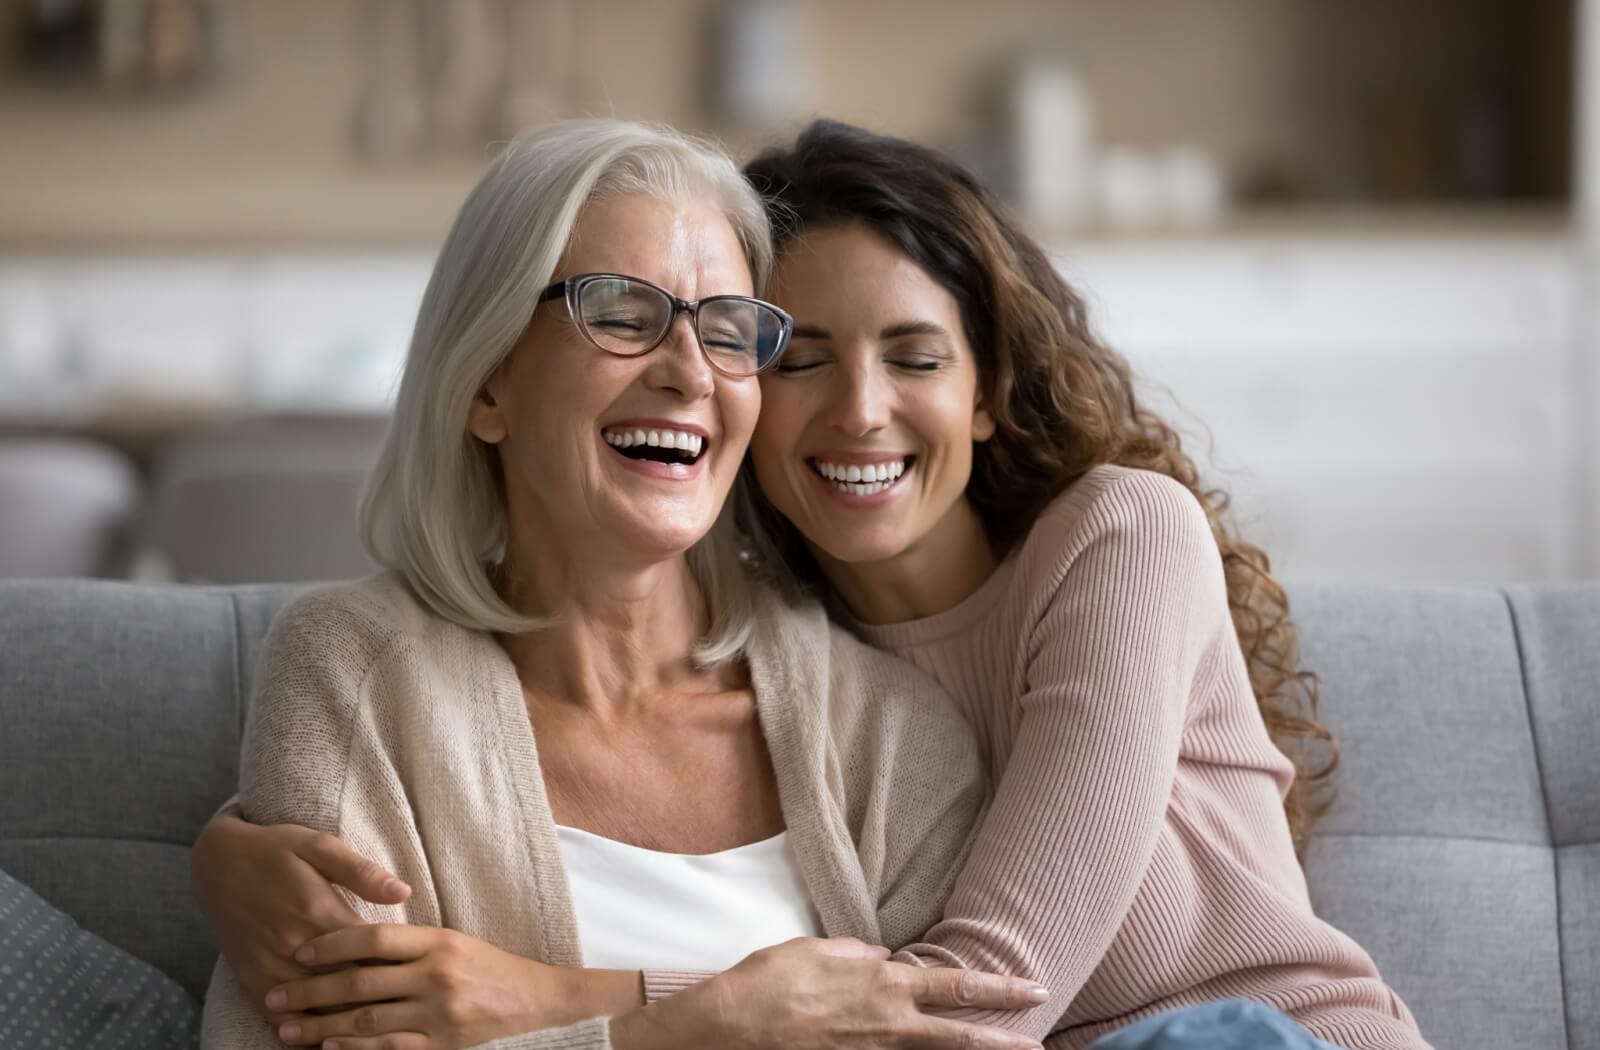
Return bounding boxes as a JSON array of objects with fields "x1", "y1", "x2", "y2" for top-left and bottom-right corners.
[
  {"x1": 266, "y1": 989, "x2": 287, "y2": 1010},
  {"x1": 326, "y1": 1042, "x2": 341, "y2": 1050},
  {"x1": 294, "y1": 944, "x2": 315, "y2": 963},
  {"x1": 278, "y1": 1022, "x2": 301, "y2": 1040},
  {"x1": 382, "y1": 878, "x2": 407, "y2": 897},
  {"x1": 1027, "y1": 986, "x2": 1050, "y2": 1004}
]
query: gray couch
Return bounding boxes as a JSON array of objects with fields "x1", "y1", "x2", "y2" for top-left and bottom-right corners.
[{"x1": 1, "y1": 580, "x2": 1595, "y2": 1049}]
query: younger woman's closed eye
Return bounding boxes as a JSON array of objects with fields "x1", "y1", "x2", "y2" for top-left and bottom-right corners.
[{"x1": 775, "y1": 354, "x2": 829, "y2": 375}]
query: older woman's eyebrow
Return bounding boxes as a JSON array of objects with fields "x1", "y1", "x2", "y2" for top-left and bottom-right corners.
[
  {"x1": 792, "y1": 323, "x2": 832, "y2": 340},
  {"x1": 881, "y1": 320, "x2": 947, "y2": 340}
]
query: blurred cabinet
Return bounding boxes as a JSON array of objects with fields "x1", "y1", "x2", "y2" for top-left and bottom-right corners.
[
  {"x1": 0, "y1": 238, "x2": 1589, "y2": 586},
  {"x1": 1058, "y1": 235, "x2": 1587, "y2": 585},
  {"x1": 0, "y1": 255, "x2": 431, "y2": 417}
]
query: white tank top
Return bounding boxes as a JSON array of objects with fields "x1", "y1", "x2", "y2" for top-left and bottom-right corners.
[{"x1": 554, "y1": 824, "x2": 826, "y2": 970}]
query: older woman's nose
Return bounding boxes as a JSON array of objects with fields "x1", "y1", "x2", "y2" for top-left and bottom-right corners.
[
  {"x1": 827, "y1": 365, "x2": 892, "y2": 436},
  {"x1": 646, "y1": 316, "x2": 716, "y2": 400}
]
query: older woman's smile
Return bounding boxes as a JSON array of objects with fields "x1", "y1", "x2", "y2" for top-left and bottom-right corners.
[{"x1": 602, "y1": 419, "x2": 710, "y2": 480}]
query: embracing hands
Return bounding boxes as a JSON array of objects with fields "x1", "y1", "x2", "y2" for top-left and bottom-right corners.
[
  {"x1": 190, "y1": 812, "x2": 414, "y2": 1026},
  {"x1": 617, "y1": 936, "x2": 1049, "y2": 1050},
  {"x1": 194, "y1": 815, "x2": 1048, "y2": 1049},
  {"x1": 266, "y1": 923, "x2": 588, "y2": 1049}
]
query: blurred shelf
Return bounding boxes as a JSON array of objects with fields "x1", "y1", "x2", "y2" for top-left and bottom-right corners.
[{"x1": 0, "y1": 170, "x2": 479, "y2": 251}]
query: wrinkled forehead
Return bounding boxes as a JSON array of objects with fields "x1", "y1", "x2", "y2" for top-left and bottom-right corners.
[{"x1": 557, "y1": 192, "x2": 756, "y2": 298}]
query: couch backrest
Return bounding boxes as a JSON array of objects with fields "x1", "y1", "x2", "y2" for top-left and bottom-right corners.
[
  {"x1": 0, "y1": 579, "x2": 1594, "y2": 1049},
  {"x1": 1290, "y1": 585, "x2": 1597, "y2": 1050},
  {"x1": 0, "y1": 580, "x2": 301, "y2": 998}
]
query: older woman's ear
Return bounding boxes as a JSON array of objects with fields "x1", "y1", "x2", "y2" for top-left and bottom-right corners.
[{"x1": 467, "y1": 383, "x2": 509, "y2": 444}]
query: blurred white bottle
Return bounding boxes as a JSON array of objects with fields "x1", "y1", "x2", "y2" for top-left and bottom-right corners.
[
  {"x1": 714, "y1": 0, "x2": 807, "y2": 130},
  {"x1": 1008, "y1": 52, "x2": 1096, "y2": 228}
]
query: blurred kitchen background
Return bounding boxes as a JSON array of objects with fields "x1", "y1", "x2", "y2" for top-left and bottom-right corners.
[{"x1": 0, "y1": 0, "x2": 1594, "y2": 587}]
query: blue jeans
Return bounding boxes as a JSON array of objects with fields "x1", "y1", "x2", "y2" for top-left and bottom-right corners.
[{"x1": 1086, "y1": 999, "x2": 1343, "y2": 1049}]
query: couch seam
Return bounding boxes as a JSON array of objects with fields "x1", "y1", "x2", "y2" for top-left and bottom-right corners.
[
  {"x1": 228, "y1": 590, "x2": 245, "y2": 740},
  {"x1": 1503, "y1": 587, "x2": 1571, "y2": 1050},
  {"x1": 3, "y1": 834, "x2": 196, "y2": 848},
  {"x1": 1314, "y1": 829, "x2": 1580, "y2": 847}
]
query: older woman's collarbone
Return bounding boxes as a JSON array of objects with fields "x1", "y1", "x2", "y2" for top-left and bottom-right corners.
[{"x1": 535, "y1": 700, "x2": 787, "y2": 854}]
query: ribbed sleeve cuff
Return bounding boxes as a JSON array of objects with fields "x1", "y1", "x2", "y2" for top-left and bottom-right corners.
[
  {"x1": 889, "y1": 947, "x2": 938, "y2": 968},
  {"x1": 487, "y1": 1015, "x2": 612, "y2": 1049},
  {"x1": 640, "y1": 969, "x2": 715, "y2": 1003}
]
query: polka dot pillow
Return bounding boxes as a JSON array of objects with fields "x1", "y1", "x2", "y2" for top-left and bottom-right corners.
[{"x1": 0, "y1": 865, "x2": 199, "y2": 1049}]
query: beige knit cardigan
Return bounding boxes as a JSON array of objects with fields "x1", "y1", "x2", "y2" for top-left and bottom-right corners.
[{"x1": 199, "y1": 572, "x2": 988, "y2": 1049}]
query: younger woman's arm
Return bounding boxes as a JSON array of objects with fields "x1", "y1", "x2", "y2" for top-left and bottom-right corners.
[{"x1": 888, "y1": 475, "x2": 1221, "y2": 1040}]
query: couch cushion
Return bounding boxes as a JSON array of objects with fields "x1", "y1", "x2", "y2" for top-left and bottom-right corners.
[
  {"x1": 0, "y1": 580, "x2": 303, "y2": 998},
  {"x1": 1289, "y1": 586, "x2": 1564, "y2": 1050},
  {"x1": 0, "y1": 864, "x2": 200, "y2": 1047}
]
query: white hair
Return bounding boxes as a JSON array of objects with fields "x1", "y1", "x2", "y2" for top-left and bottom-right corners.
[{"x1": 360, "y1": 119, "x2": 771, "y2": 664}]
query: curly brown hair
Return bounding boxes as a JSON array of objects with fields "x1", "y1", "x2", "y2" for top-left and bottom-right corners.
[{"x1": 739, "y1": 120, "x2": 1337, "y2": 854}]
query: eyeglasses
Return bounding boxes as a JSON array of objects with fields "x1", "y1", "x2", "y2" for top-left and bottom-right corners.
[{"x1": 536, "y1": 272, "x2": 794, "y2": 378}]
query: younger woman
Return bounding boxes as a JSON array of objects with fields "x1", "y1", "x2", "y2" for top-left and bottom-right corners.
[{"x1": 729, "y1": 119, "x2": 1428, "y2": 1049}]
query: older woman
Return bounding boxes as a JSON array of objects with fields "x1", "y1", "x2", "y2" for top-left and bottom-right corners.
[{"x1": 197, "y1": 119, "x2": 1046, "y2": 1050}]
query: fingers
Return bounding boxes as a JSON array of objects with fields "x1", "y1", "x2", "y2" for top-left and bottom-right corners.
[
  {"x1": 913, "y1": 1017, "x2": 1044, "y2": 1050},
  {"x1": 910, "y1": 967, "x2": 1051, "y2": 1011},
  {"x1": 236, "y1": 952, "x2": 318, "y2": 1024},
  {"x1": 294, "y1": 924, "x2": 437, "y2": 967},
  {"x1": 315, "y1": 1037, "x2": 432, "y2": 1050},
  {"x1": 275, "y1": 1000, "x2": 427, "y2": 1047},
  {"x1": 267, "y1": 962, "x2": 421, "y2": 1014},
  {"x1": 298, "y1": 831, "x2": 412, "y2": 905}
]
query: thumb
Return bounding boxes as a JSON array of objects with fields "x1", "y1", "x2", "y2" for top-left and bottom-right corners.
[{"x1": 296, "y1": 831, "x2": 411, "y2": 905}]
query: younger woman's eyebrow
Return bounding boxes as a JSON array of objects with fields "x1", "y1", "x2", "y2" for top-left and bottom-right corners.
[{"x1": 881, "y1": 319, "x2": 947, "y2": 340}]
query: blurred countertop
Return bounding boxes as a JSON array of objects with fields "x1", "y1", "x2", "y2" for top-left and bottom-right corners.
[{"x1": 0, "y1": 201, "x2": 1574, "y2": 253}]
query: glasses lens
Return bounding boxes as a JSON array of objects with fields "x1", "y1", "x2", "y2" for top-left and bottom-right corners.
[
  {"x1": 577, "y1": 277, "x2": 671, "y2": 355},
  {"x1": 698, "y1": 299, "x2": 788, "y2": 376}
]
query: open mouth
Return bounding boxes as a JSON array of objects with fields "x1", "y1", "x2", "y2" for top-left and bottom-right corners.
[
  {"x1": 808, "y1": 456, "x2": 914, "y2": 497},
  {"x1": 603, "y1": 427, "x2": 707, "y2": 467}
]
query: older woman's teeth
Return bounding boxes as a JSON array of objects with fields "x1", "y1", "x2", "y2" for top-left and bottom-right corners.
[
  {"x1": 603, "y1": 428, "x2": 703, "y2": 456},
  {"x1": 812, "y1": 458, "x2": 907, "y2": 496}
]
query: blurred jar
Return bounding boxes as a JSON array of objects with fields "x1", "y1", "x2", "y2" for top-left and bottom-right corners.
[
  {"x1": 1095, "y1": 145, "x2": 1226, "y2": 229},
  {"x1": 1007, "y1": 51, "x2": 1096, "y2": 228}
]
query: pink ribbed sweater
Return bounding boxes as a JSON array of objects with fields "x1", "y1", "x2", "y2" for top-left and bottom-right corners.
[{"x1": 852, "y1": 465, "x2": 1429, "y2": 1049}]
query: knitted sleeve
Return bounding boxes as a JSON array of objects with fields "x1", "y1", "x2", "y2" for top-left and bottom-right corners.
[{"x1": 888, "y1": 474, "x2": 1220, "y2": 1039}]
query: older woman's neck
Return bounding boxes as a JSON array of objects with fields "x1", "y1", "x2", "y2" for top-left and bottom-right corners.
[{"x1": 495, "y1": 553, "x2": 714, "y2": 712}]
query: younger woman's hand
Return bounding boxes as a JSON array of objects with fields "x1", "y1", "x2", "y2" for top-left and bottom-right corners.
[
  {"x1": 189, "y1": 811, "x2": 412, "y2": 1022},
  {"x1": 266, "y1": 923, "x2": 605, "y2": 1049},
  {"x1": 616, "y1": 936, "x2": 1049, "y2": 1050}
]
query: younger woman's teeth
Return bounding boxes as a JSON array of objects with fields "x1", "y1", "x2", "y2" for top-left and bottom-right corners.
[
  {"x1": 813, "y1": 459, "x2": 906, "y2": 483},
  {"x1": 811, "y1": 457, "x2": 909, "y2": 496}
]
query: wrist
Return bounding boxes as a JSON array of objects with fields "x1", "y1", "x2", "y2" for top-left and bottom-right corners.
[
  {"x1": 608, "y1": 1005, "x2": 669, "y2": 1050},
  {"x1": 610, "y1": 987, "x2": 721, "y2": 1050},
  {"x1": 517, "y1": 963, "x2": 642, "y2": 1031}
]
